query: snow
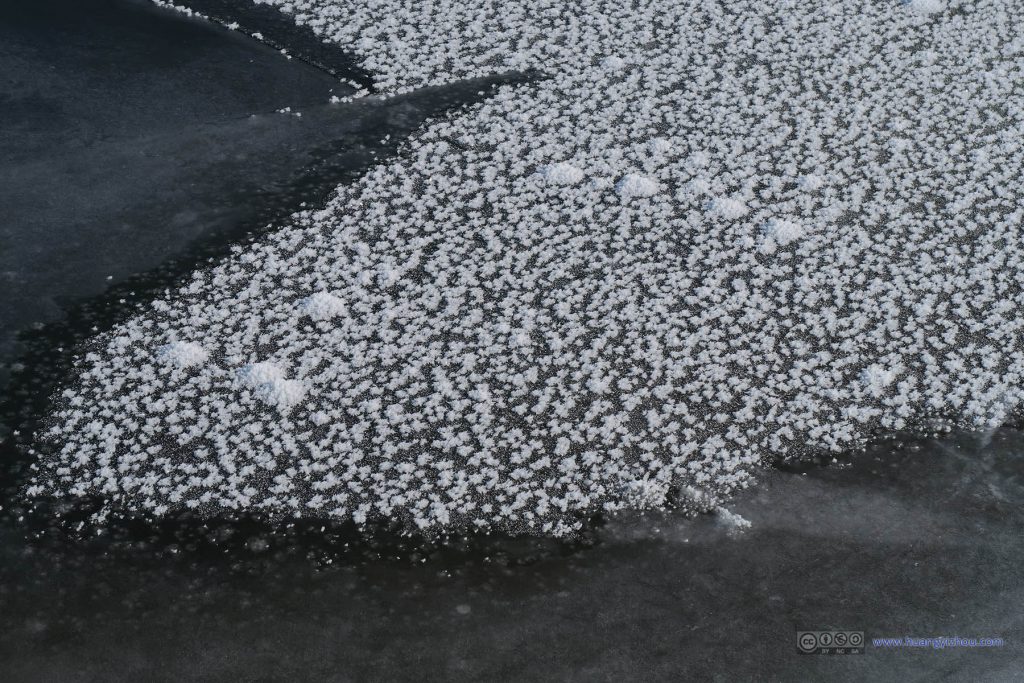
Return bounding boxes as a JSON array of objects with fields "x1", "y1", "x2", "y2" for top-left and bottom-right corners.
[
  {"x1": 761, "y1": 218, "x2": 805, "y2": 246},
  {"x1": 297, "y1": 291, "x2": 346, "y2": 320},
  {"x1": 716, "y1": 508, "x2": 752, "y2": 533},
  {"x1": 707, "y1": 196, "x2": 749, "y2": 220},
  {"x1": 615, "y1": 174, "x2": 659, "y2": 198},
  {"x1": 237, "y1": 363, "x2": 307, "y2": 410},
  {"x1": 28, "y1": 0, "x2": 1024, "y2": 537},
  {"x1": 601, "y1": 56, "x2": 626, "y2": 70},
  {"x1": 906, "y1": 0, "x2": 945, "y2": 14},
  {"x1": 237, "y1": 362, "x2": 287, "y2": 387},
  {"x1": 536, "y1": 162, "x2": 585, "y2": 186},
  {"x1": 797, "y1": 174, "x2": 825, "y2": 191},
  {"x1": 860, "y1": 365, "x2": 898, "y2": 397},
  {"x1": 157, "y1": 341, "x2": 209, "y2": 368},
  {"x1": 647, "y1": 138, "x2": 672, "y2": 156}
]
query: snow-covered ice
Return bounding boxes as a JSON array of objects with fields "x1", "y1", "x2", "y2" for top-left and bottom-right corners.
[
  {"x1": 28, "y1": 0, "x2": 1024, "y2": 536},
  {"x1": 157, "y1": 341, "x2": 209, "y2": 368},
  {"x1": 536, "y1": 162, "x2": 585, "y2": 186},
  {"x1": 761, "y1": 218, "x2": 805, "y2": 246},
  {"x1": 237, "y1": 362, "x2": 307, "y2": 409},
  {"x1": 615, "y1": 174, "x2": 659, "y2": 198},
  {"x1": 297, "y1": 291, "x2": 346, "y2": 320}
]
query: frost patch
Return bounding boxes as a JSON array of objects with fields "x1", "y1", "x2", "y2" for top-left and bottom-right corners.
[
  {"x1": 762, "y1": 218, "x2": 805, "y2": 246},
  {"x1": 536, "y1": 162, "x2": 585, "y2": 186},
  {"x1": 237, "y1": 362, "x2": 307, "y2": 409},
  {"x1": 708, "y1": 196, "x2": 749, "y2": 220},
  {"x1": 298, "y1": 291, "x2": 347, "y2": 321},
  {"x1": 156, "y1": 341, "x2": 209, "y2": 368},
  {"x1": 616, "y1": 174, "x2": 659, "y2": 198}
]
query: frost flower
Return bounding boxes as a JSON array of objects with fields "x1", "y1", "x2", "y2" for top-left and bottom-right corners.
[
  {"x1": 616, "y1": 174, "x2": 659, "y2": 198},
  {"x1": 237, "y1": 362, "x2": 306, "y2": 409},
  {"x1": 156, "y1": 341, "x2": 209, "y2": 368},
  {"x1": 762, "y1": 218, "x2": 805, "y2": 245},
  {"x1": 297, "y1": 291, "x2": 347, "y2": 320},
  {"x1": 536, "y1": 162, "x2": 585, "y2": 186}
]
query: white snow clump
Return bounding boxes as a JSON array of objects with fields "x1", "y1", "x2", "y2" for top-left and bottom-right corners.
[
  {"x1": 708, "y1": 196, "x2": 749, "y2": 220},
  {"x1": 906, "y1": 0, "x2": 945, "y2": 14},
  {"x1": 761, "y1": 218, "x2": 805, "y2": 246},
  {"x1": 237, "y1": 363, "x2": 307, "y2": 410},
  {"x1": 157, "y1": 341, "x2": 209, "y2": 368},
  {"x1": 297, "y1": 291, "x2": 347, "y2": 320},
  {"x1": 615, "y1": 174, "x2": 659, "y2": 198},
  {"x1": 536, "y1": 162, "x2": 585, "y2": 186}
]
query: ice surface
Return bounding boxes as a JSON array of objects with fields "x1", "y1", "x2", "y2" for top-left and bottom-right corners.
[
  {"x1": 0, "y1": 0, "x2": 353, "y2": 379},
  {"x1": 30, "y1": 0, "x2": 1024, "y2": 536},
  {"x1": 7, "y1": 431, "x2": 1024, "y2": 681}
]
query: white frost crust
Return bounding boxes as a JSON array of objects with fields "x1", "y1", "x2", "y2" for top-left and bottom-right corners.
[
  {"x1": 615, "y1": 174, "x2": 659, "y2": 198},
  {"x1": 32, "y1": 0, "x2": 1024, "y2": 536},
  {"x1": 761, "y1": 218, "x2": 805, "y2": 246},
  {"x1": 297, "y1": 291, "x2": 347, "y2": 320},
  {"x1": 157, "y1": 341, "x2": 209, "y2": 369},
  {"x1": 536, "y1": 162, "x2": 585, "y2": 186}
]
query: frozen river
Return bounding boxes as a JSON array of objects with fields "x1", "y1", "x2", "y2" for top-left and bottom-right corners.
[{"x1": 1, "y1": 0, "x2": 1021, "y2": 679}]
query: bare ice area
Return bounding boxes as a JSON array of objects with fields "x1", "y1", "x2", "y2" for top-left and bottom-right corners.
[
  {"x1": 3, "y1": 430, "x2": 1024, "y2": 680},
  {"x1": 1, "y1": 0, "x2": 349, "y2": 383},
  {"x1": 25, "y1": 0, "x2": 1024, "y2": 536}
]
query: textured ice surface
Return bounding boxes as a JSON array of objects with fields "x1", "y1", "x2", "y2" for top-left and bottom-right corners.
[{"x1": 32, "y1": 0, "x2": 1024, "y2": 536}]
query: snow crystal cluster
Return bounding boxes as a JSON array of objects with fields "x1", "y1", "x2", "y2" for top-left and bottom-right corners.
[
  {"x1": 297, "y1": 291, "x2": 347, "y2": 320},
  {"x1": 157, "y1": 341, "x2": 209, "y2": 369},
  {"x1": 31, "y1": 0, "x2": 1024, "y2": 536},
  {"x1": 716, "y1": 508, "x2": 752, "y2": 533},
  {"x1": 237, "y1": 362, "x2": 308, "y2": 410},
  {"x1": 536, "y1": 162, "x2": 585, "y2": 187}
]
